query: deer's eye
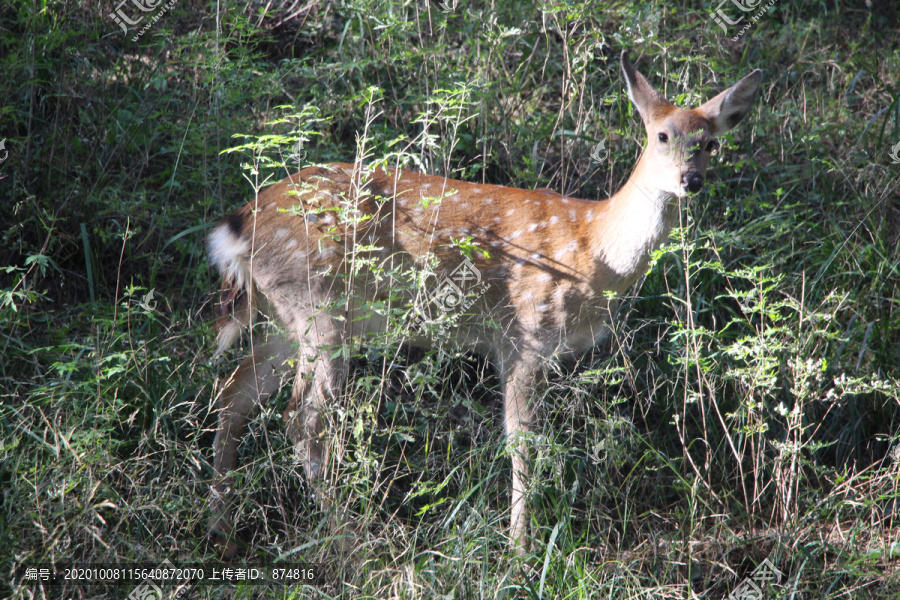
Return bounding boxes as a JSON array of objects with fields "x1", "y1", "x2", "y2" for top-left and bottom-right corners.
[
  {"x1": 706, "y1": 140, "x2": 720, "y2": 154},
  {"x1": 658, "y1": 132, "x2": 669, "y2": 143}
]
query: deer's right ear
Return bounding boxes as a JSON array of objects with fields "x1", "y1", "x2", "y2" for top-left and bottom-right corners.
[{"x1": 621, "y1": 52, "x2": 667, "y2": 126}]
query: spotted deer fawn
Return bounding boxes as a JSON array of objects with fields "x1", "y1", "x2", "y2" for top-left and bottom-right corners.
[{"x1": 207, "y1": 53, "x2": 762, "y2": 557}]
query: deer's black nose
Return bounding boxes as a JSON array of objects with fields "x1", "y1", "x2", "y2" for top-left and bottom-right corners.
[{"x1": 681, "y1": 172, "x2": 704, "y2": 194}]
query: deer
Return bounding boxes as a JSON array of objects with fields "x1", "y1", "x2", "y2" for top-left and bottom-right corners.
[{"x1": 207, "y1": 52, "x2": 762, "y2": 558}]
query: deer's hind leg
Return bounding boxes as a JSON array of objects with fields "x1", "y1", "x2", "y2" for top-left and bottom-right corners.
[
  {"x1": 210, "y1": 335, "x2": 294, "y2": 558},
  {"x1": 282, "y1": 315, "x2": 355, "y2": 548}
]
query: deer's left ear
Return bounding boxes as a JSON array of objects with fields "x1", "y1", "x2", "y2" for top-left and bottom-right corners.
[{"x1": 695, "y1": 69, "x2": 763, "y2": 135}]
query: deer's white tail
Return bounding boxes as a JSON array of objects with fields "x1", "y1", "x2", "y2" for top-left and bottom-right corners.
[{"x1": 208, "y1": 219, "x2": 255, "y2": 357}]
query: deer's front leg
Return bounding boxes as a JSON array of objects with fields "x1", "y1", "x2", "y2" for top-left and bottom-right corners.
[{"x1": 501, "y1": 353, "x2": 541, "y2": 555}]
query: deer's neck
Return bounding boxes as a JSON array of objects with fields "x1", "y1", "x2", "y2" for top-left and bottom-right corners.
[{"x1": 591, "y1": 153, "x2": 680, "y2": 283}]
